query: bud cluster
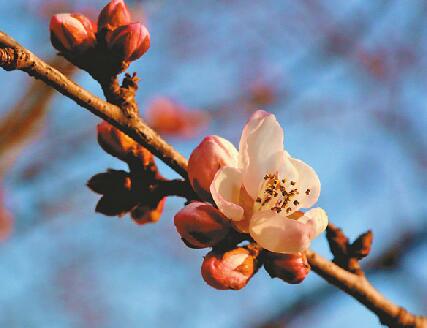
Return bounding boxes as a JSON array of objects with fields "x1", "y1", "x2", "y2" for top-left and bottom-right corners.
[
  {"x1": 172, "y1": 134, "x2": 312, "y2": 290},
  {"x1": 88, "y1": 121, "x2": 164, "y2": 225},
  {"x1": 49, "y1": 0, "x2": 150, "y2": 67}
]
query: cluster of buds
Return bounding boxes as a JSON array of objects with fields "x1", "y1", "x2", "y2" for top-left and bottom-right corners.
[
  {"x1": 50, "y1": 0, "x2": 150, "y2": 64},
  {"x1": 88, "y1": 121, "x2": 164, "y2": 225},
  {"x1": 174, "y1": 135, "x2": 311, "y2": 290},
  {"x1": 174, "y1": 202, "x2": 260, "y2": 290}
]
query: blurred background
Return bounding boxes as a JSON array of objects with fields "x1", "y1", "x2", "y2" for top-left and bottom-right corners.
[{"x1": 0, "y1": 0, "x2": 426, "y2": 327}]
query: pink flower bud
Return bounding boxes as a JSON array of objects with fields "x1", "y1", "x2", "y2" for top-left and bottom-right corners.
[
  {"x1": 263, "y1": 252, "x2": 310, "y2": 284},
  {"x1": 50, "y1": 13, "x2": 96, "y2": 53},
  {"x1": 105, "y1": 22, "x2": 150, "y2": 61},
  {"x1": 201, "y1": 248, "x2": 257, "y2": 290},
  {"x1": 98, "y1": 0, "x2": 131, "y2": 31},
  {"x1": 188, "y1": 135, "x2": 238, "y2": 200},
  {"x1": 174, "y1": 202, "x2": 230, "y2": 248}
]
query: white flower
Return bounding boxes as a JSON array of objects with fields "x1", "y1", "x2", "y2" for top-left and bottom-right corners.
[{"x1": 208, "y1": 110, "x2": 328, "y2": 254}]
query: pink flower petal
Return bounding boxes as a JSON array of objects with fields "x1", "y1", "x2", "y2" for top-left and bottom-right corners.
[
  {"x1": 297, "y1": 207, "x2": 328, "y2": 239},
  {"x1": 238, "y1": 110, "x2": 270, "y2": 169},
  {"x1": 288, "y1": 157, "x2": 321, "y2": 209},
  {"x1": 239, "y1": 113, "x2": 285, "y2": 198},
  {"x1": 210, "y1": 166, "x2": 244, "y2": 221},
  {"x1": 249, "y1": 210, "x2": 313, "y2": 253}
]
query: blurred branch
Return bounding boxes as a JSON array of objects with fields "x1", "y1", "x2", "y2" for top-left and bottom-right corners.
[
  {"x1": 0, "y1": 31, "x2": 426, "y2": 328},
  {"x1": 0, "y1": 56, "x2": 74, "y2": 175}
]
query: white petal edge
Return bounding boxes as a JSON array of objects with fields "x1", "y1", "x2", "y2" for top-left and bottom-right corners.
[
  {"x1": 289, "y1": 157, "x2": 321, "y2": 209},
  {"x1": 249, "y1": 210, "x2": 313, "y2": 254},
  {"x1": 297, "y1": 207, "x2": 328, "y2": 239},
  {"x1": 238, "y1": 110, "x2": 270, "y2": 170},
  {"x1": 210, "y1": 166, "x2": 245, "y2": 221},
  {"x1": 239, "y1": 115, "x2": 285, "y2": 197}
]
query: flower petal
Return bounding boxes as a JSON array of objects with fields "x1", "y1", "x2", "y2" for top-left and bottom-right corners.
[
  {"x1": 289, "y1": 157, "x2": 321, "y2": 209},
  {"x1": 238, "y1": 110, "x2": 270, "y2": 169},
  {"x1": 297, "y1": 208, "x2": 328, "y2": 239},
  {"x1": 210, "y1": 166, "x2": 244, "y2": 221},
  {"x1": 239, "y1": 114, "x2": 286, "y2": 197},
  {"x1": 243, "y1": 150, "x2": 299, "y2": 200},
  {"x1": 249, "y1": 210, "x2": 313, "y2": 253}
]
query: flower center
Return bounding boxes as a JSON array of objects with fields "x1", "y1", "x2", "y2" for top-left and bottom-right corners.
[{"x1": 254, "y1": 173, "x2": 303, "y2": 214}]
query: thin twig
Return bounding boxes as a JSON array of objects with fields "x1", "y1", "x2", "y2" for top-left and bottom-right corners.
[{"x1": 0, "y1": 31, "x2": 425, "y2": 328}]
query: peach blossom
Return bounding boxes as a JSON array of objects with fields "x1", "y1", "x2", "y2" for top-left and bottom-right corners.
[{"x1": 195, "y1": 110, "x2": 328, "y2": 254}]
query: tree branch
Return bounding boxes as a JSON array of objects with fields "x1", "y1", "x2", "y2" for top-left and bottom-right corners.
[
  {"x1": 0, "y1": 32, "x2": 189, "y2": 179},
  {"x1": 0, "y1": 31, "x2": 425, "y2": 327},
  {"x1": 307, "y1": 250, "x2": 427, "y2": 327}
]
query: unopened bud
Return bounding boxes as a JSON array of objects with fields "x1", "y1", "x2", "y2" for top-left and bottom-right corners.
[
  {"x1": 174, "y1": 202, "x2": 230, "y2": 248},
  {"x1": 97, "y1": 121, "x2": 153, "y2": 166},
  {"x1": 106, "y1": 22, "x2": 150, "y2": 61},
  {"x1": 263, "y1": 252, "x2": 310, "y2": 284},
  {"x1": 188, "y1": 135, "x2": 238, "y2": 200},
  {"x1": 50, "y1": 13, "x2": 96, "y2": 53},
  {"x1": 98, "y1": 0, "x2": 131, "y2": 31},
  {"x1": 131, "y1": 197, "x2": 166, "y2": 225},
  {"x1": 87, "y1": 169, "x2": 131, "y2": 195},
  {"x1": 350, "y1": 230, "x2": 373, "y2": 260},
  {"x1": 95, "y1": 191, "x2": 136, "y2": 217},
  {"x1": 201, "y1": 248, "x2": 256, "y2": 290}
]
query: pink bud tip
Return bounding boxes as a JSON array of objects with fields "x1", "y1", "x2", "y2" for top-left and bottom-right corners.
[
  {"x1": 106, "y1": 22, "x2": 150, "y2": 62},
  {"x1": 263, "y1": 252, "x2": 310, "y2": 284},
  {"x1": 201, "y1": 248, "x2": 256, "y2": 290},
  {"x1": 188, "y1": 135, "x2": 238, "y2": 200},
  {"x1": 50, "y1": 13, "x2": 96, "y2": 53},
  {"x1": 174, "y1": 202, "x2": 230, "y2": 248},
  {"x1": 98, "y1": 0, "x2": 132, "y2": 31}
]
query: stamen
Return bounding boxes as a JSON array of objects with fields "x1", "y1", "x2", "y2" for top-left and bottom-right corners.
[{"x1": 254, "y1": 173, "x2": 302, "y2": 215}]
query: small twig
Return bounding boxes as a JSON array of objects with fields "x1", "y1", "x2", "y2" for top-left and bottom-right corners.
[
  {"x1": 326, "y1": 223, "x2": 373, "y2": 276},
  {"x1": 0, "y1": 31, "x2": 425, "y2": 328}
]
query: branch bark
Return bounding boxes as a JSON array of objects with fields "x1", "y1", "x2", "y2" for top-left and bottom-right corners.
[
  {"x1": 0, "y1": 32, "x2": 188, "y2": 179},
  {"x1": 0, "y1": 31, "x2": 425, "y2": 328},
  {"x1": 307, "y1": 251, "x2": 427, "y2": 327}
]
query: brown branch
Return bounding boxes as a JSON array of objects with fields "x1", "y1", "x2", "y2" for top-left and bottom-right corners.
[
  {"x1": 306, "y1": 250, "x2": 427, "y2": 327},
  {"x1": 0, "y1": 31, "x2": 425, "y2": 327},
  {"x1": 0, "y1": 31, "x2": 189, "y2": 179},
  {"x1": 256, "y1": 226, "x2": 427, "y2": 328}
]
